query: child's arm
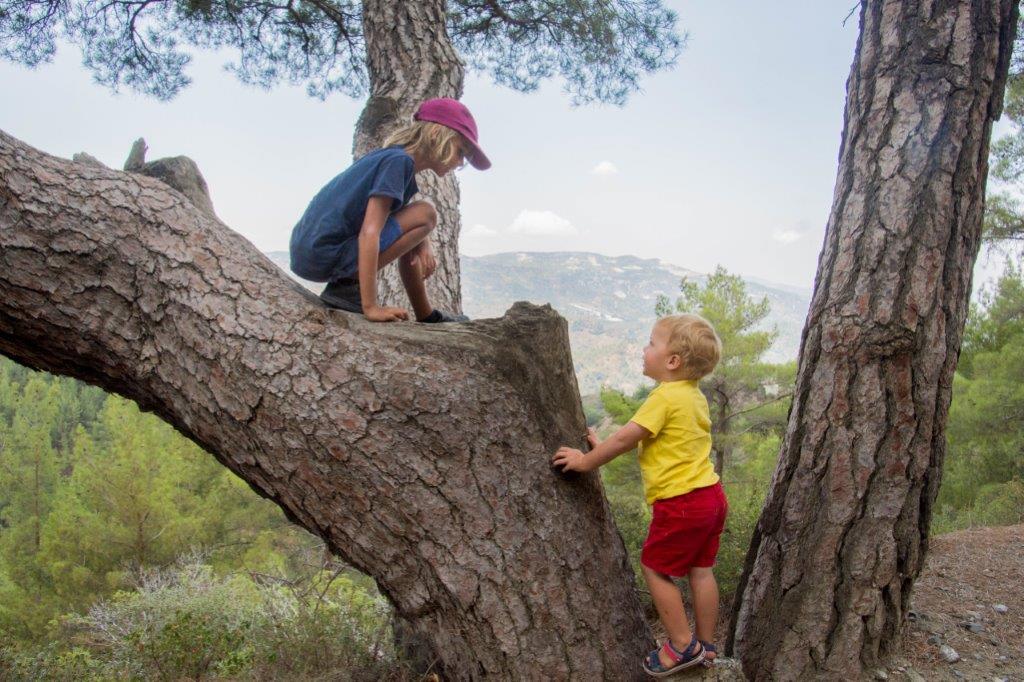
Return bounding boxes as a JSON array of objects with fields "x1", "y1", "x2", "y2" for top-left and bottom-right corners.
[
  {"x1": 551, "y1": 423, "x2": 650, "y2": 473},
  {"x1": 358, "y1": 196, "x2": 408, "y2": 322}
]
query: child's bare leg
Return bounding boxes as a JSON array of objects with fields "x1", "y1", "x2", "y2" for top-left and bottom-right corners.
[
  {"x1": 642, "y1": 564, "x2": 693, "y2": 668},
  {"x1": 378, "y1": 201, "x2": 436, "y2": 319},
  {"x1": 398, "y1": 254, "x2": 433, "y2": 320},
  {"x1": 688, "y1": 566, "x2": 719, "y2": 658},
  {"x1": 377, "y1": 202, "x2": 434, "y2": 318}
]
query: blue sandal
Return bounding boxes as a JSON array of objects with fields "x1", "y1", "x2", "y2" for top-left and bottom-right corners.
[
  {"x1": 700, "y1": 640, "x2": 717, "y2": 667},
  {"x1": 642, "y1": 636, "x2": 705, "y2": 678}
]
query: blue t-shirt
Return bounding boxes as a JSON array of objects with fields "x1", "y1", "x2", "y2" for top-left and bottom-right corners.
[{"x1": 290, "y1": 146, "x2": 418, "y2": 282}]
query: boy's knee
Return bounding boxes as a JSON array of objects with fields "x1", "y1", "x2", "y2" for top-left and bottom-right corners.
[
  {"x1": 408, "y1": 200, "x2": 437, "y2": 230},
  {"x1": 688, "y1": 566, "x2": 715, "y2": 582}
]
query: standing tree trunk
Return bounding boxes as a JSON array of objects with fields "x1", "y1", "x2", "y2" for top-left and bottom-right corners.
[
  {"x1": 728, "y1": 1, "x2": 1018, "y2": 680},
  {"x1": 353, "y1": 0, "x2": 466, "y2": 314},
  {"x1": 0, "y1": 129, "x2": 652, "y2": 680}
]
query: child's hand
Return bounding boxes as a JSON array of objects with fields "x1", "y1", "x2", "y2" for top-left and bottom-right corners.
[
  {"x1": 364, "y1": 305, "x2": 409, "y2": 322},
  {"x1": 417, "y1": 243, "x2": 437, "y2": 279},
  {"x1": 551, "y1": 447, "x2": 590, "y2": 473},
  {"x1": 586, "y1": 427, "x2": 601, "y2": 450}
]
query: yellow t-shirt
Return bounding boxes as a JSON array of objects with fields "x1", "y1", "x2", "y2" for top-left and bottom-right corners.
[{"x1": 631, "y1": 380, "x2": 719, "y2": 505}]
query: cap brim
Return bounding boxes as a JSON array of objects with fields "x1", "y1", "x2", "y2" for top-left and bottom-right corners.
[{"x1": 466, "y1": 140, "x2": 491, "y2": 170}]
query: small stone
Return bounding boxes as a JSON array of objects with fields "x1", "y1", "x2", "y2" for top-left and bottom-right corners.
[
  {"x1": 939, "y1": 644, "x2": 960, "y2": 663},
  {"x1": 992, "y1": 677, "x2": 1008, "y2": 682},
  {"x1": 964, "y1": 610, "x2": 981, "y2": 621},
  {"x1": 993, "y1": 604, "x2": 1008, "y2": 614},
  {"x1": 952, "y1": 671, "x2": 964, "y2": 680},
  {"x1": 905, "y1": 670, "x2": 926, "y2": 682},
  {"x1": 927, "y1": 634, "x2": 942, "y2": 645},
  {"x1": 873, "y1": 670, "x2": 889, "y2": 681},
  {"x1": 961, "y1": 621, "x2": 985, "y2": 634}
]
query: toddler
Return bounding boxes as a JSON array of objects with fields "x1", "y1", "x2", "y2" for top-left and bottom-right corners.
[{"x1": 552, "y1": 313, "x2": 728, "y2": 677}]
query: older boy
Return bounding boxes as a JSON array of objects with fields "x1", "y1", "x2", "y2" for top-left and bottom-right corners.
[{"x1": 551, "y1": 313, "x2": 727, "y2": 677}]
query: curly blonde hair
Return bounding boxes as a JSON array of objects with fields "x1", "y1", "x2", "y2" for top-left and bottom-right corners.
[
  {"x1": 657, "y1": 314, "x2": 722, "y2": 380},
  {"x1": 384, "y1": 121, "x2": 464, "y2": 169}
]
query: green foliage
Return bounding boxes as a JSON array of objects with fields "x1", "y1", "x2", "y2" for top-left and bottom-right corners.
[
  {"x1": 2, "y1": 559, "x2": 396, "y2": 681},
  {"x1": 936, "y1": 268, "x2": 1024, "y2": 532},
  {"x1": 713, "y1": 434, "x2": 778, "y2": 597},
  {"x1": 0, "y1": 358, "x2": 315, "y2": 643},
  {"x1": 599, "y1": 385, "x2": 648, "y2": 425},
  {"x1": 983, "y1": 19, "x2": 1024, "y2": 250},
  {"x1": 600, "y1": 446, "x2": 649, "y2": 579},
  {"x1": 0, "y1": 357, "x2": 404, "y2": 678},
  {"x1": 0, "y1": 0, "x2": 681, "y2": 104}
]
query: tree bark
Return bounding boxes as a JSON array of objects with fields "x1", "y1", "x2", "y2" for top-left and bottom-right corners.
[
  {"x1": 728, "y1": 1, "x2": 1018, "y2": 680},
  {"x1": 0, "y1": 131, "x2": 652, "y2": 679},
  {"x1": 353, "y1": 0, "x2": 466, "y2": 314}
]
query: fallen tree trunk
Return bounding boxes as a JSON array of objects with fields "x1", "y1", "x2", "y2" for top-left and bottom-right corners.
[
  {"x1": 0, "y1": 130, "x2": 651, "y2": 680},
  {"x1": 728, "y1": 1, "x2": 1019, "y2": 680}
]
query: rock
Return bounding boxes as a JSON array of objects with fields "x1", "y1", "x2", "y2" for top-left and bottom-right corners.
[
  {"x1": 960, "y1": 621, "x2": 985, "y2": 634},
  {"x1": 939, "y1": 644, "x2": 961, "y2": 663},
  {"x1": 952, "y1": 671, "x2": 963, "y2": 679},
  {"x1": 963, "y1": 610, "x2": 981, "y2": 621},
  {"x1": 993, "y1": 604, "x2": 1008, "y2": 614},
  {"x1": 927, "y1": 634, "x2": 942, "y2": 645},
  {"x1": 905, "y1": 669, "x2": 926, "y2": 682},
  {"x1": 874, "y1": 670, "x2": 889, "y2": 680},
  {"x1": 698, "y1": 657, "x2": 745, "y2": 681}
]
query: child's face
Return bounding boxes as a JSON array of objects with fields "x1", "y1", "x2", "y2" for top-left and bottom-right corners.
[
  {"x1": 430, "y1": 141, "x2": 468, "y2": 177},
  {"x1": 642, "y1": 323, "x2": 680, "y2": 380}
]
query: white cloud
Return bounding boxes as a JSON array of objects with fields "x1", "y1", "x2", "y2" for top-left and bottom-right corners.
[
  {"x1": 508, "y1": 210, "x2": 579, "y2": 236},
  {"x1": 591, "y1": 160, "x2": 619, "y2": 176},
  {"x1": 463, "y1": 223, "x2": 497, "y2": 238},
  {"x1": 772, "y1": 229, "x2": 801, "y2": 244}
]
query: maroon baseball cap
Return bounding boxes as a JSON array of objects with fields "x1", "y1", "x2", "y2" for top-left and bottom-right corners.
[{"x1": 414, "y1": 98, "x2": 491, "y2": 170}]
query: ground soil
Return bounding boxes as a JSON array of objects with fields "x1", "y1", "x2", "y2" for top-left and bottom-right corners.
[
  {"x1": 649, "y1": 524, "x2": 1023, "y2": 681},
  {"x1": 891, "y1": 523, "x2": 1023, "y2": 682}
]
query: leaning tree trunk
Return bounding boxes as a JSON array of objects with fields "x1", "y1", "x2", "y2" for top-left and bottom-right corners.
[
  {"x1": 727, "y1": 1, "x2": 1018, "y2": 680},
  {"x1": 0, "y1": 130, "x2": 652, "y2": 680},
  {"x1": 353, "y1": 0, "x2": 465, "y2": 314}
]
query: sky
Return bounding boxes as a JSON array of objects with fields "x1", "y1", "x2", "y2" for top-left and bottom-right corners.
[{"x1": 0, "y1": 2, "x2": 1011, "y2": 291}]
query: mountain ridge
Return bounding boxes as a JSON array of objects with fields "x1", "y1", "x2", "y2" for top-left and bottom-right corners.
[{"x1": 265, "y1": 250, "x2": 810, "y2": 392}]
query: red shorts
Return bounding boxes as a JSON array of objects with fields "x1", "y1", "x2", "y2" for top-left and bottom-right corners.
[{"x1": 641, "y1": 482, "x2": 728, "y2": 577}]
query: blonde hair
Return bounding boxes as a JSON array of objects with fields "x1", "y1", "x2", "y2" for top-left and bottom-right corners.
[
  {"x1": 384, "y1": 120, "x2": 463, "y2": 168},
  {"x1": 657, "y1": 314, "x2": 722, "y2": 380}
]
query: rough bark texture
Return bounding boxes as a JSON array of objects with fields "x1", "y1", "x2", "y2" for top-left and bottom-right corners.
[
  {"x1": 0, "y1": 130, "x2": 655, "y2": 680},
  {"x1": 728, "y1": 1, "x2": 1018, "y2": 680},
  {"x1": 354, "y1": 0, "x2": 465, "y2": 313}
]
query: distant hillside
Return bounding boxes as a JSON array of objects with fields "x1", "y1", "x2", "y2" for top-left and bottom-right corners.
[{"x1": 265, "y1": 251, "x2": 811, "y2": 393}]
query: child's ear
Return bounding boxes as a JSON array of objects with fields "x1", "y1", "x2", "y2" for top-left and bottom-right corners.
[{"x1": 667, "y1": 354, "x2": 682, "y2": 370}]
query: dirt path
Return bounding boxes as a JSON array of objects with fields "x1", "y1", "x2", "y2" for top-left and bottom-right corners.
[{"x1": 890, "y1": 524, "x2": 1023, "y2": 681}]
